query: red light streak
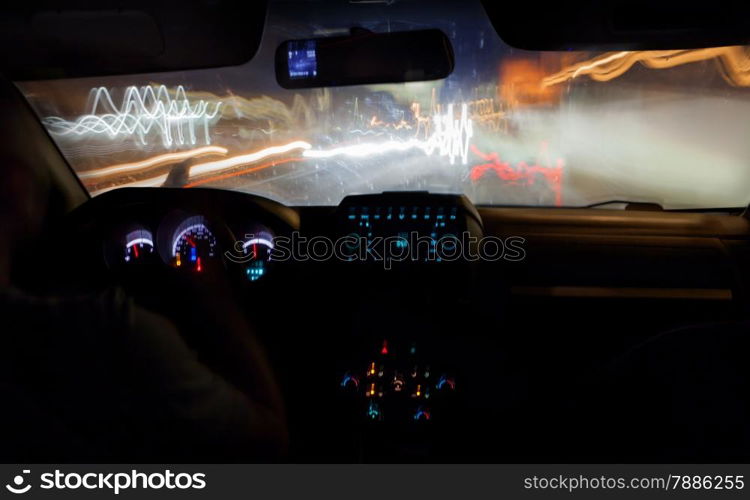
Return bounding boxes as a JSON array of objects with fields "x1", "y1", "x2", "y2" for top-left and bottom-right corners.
[{"x1": 470, "y1": 145, "x2": 564, "y2": 206}]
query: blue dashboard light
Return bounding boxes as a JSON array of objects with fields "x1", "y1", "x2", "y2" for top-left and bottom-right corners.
[
  {"x1": 246, "y1": 261, "x2": 266, "y2": 281},
  {"x1": 367, "y1": 401, "x2": 381, "y2": 420},
  {"x1": 396, "y1": 232, "x2": 409, "y2": 249}
]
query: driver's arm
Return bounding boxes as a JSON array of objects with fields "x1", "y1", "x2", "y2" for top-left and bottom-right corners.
[
  {"x1": 0, "y1": 284, "x2": 288, "y2": 462},
  {"x1": 122, "y1": 303, "x2": 288, "y2": 461}
]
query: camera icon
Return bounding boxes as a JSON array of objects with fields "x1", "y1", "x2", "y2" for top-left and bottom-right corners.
[{"x1": 5, "y1": 470, "x2": 31, "y2": 494}]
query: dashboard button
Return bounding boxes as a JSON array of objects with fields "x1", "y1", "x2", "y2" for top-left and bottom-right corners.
[
  {"x1": 392, "y1": 373, "x2": 405, "y2": 393},
  {"x1": 413, "y1": 406, "x2": 431, "y2": 421},
  {"x1": 340, "y1": 372, "x2": 360, "y2": 392},
  {"x1": 367, "y1": 401, "x2": 383, "y2": 421},
  {"x1": 436, "y1": 374, "x2": 455, "y2": 391}
]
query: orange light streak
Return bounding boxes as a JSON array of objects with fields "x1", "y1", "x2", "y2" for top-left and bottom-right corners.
[
  {"x1": 188, "y1": 141, "x2": 311, "y2": 177},
  {"x1": 78, "y1": 145, "x2": 228, "y2": 180},
  {"x1": 183, "y1": 157, "x2": 305, "y2": 188},
  {"x1": 543, "y1": 46, "x2": 750, "y2": 87}
]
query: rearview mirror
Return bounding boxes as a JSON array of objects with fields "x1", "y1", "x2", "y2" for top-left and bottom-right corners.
[{"x1": 275, "y1": 29, "x2": 454, "y2": 89}]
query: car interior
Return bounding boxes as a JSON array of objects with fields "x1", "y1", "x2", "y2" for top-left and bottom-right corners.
[{"x1": 1, "y1": 0, "x2": 749, "y2": 463}]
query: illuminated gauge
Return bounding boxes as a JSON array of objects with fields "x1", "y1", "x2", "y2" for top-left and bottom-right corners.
[
  {"x1": 242, "y1": 232, "x2": 274, "y2": 281},
  {"x1": 124, "y1": 229, "x2": 155, "y2": 263},
  {"x1": 171, "y1": 216, "x2": 217, "y2": 272}
]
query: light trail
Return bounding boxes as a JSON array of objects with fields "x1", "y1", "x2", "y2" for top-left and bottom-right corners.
[
  {"x1": 470, "y1": 145, "x2": 564, "y2": 206},
  {"x1": 43, "y1": 85, "x2": 223, "y2": 147},
  {"x1": 467, "y1": 98, "x2": 506, "y2": 131},
  {"x1": 303, "y1": 138, "x2": 426, "y2": 158},
  {"x1": 184, "y1": 157, "x2": 305, "y2": 188},
  {"x1": 87, "y1": 102, "x2": 474, "y2": 194},
  {"x1": 369, "y1": 115, "x2": 413, "y2": 130},
  {"x1": 571, "y1": 51, "x2": 630, "y2": 79},
  {"x1": 90, "y1": 173, "x2": 170, "y2": 196},
  {"x1": 305, "y1": 103, "x2": 474, "y2": 164},
  {"x1": 77, "y1": 146, "x2": 228, "y2": 180},
  {"x1": 543, "y1": 47, "x2": 750, "y2": 87},
  {"x1": 188, "y1": 141, "x2": 312, "y2": 177}
]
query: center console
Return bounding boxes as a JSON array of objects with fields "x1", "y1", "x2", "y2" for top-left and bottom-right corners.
[
  {"x1": 313, "y1": 192, "x2": 484, "y2": 458},
  {"x1": 283, "y1": 192, "x2": 485, "y2": 460}
]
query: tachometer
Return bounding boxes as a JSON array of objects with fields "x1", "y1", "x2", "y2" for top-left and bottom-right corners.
[{"x1": 171, "y1": 216, "x2": 217, "y2": 271}]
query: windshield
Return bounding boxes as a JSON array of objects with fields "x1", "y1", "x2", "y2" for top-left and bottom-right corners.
[{"x1": 17, "y1": 0, "x2": 750, "y2": 209}]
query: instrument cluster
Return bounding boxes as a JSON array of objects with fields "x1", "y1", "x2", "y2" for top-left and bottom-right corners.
[{"x1": 103, "y1": 211, "x2": 278, "y2": 282}]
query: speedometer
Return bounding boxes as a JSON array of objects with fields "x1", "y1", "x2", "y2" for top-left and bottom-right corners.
[{"x1": 171, "y1": 216, "x2": 217, "y2": 272}]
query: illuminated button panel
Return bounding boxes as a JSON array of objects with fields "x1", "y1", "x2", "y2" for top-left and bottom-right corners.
[
  {"x1": 339, "y1": 339, "x2": 456, "y2": 423},
  {"x1": 342, "y1": 205, "x2": 461, "y2": 264},
  {"x1": 334, "y1": 191, "x2": 483, "y2": 267}
]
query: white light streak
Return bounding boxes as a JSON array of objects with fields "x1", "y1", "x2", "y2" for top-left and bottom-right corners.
[
  {"x1": 43, "y1": 85, "x2": 223, "y2": 148},
  {"x1": 304, "y1": 103, "x2": 473, "y2": 164},
  {"x1": 303, "y1": 139, "x2": 425, "y2": 159}
]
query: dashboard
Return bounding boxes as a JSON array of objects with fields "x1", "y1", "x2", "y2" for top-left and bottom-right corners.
[
  {"x1": 33, "y1": 186, "x2": 748, "y2": 462},
  {"x1": 84, "y1": 188, "x2": 301, "y2": 287},
  {"x1": 104, "y1": 212, "x2": 276, "y2": 279},
  {"x1": 58, "y1": 189, "x2": 482, "y2": 451},
  {"x1": 91, "y1": 189, "x2": 483, "y2": 283}
]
